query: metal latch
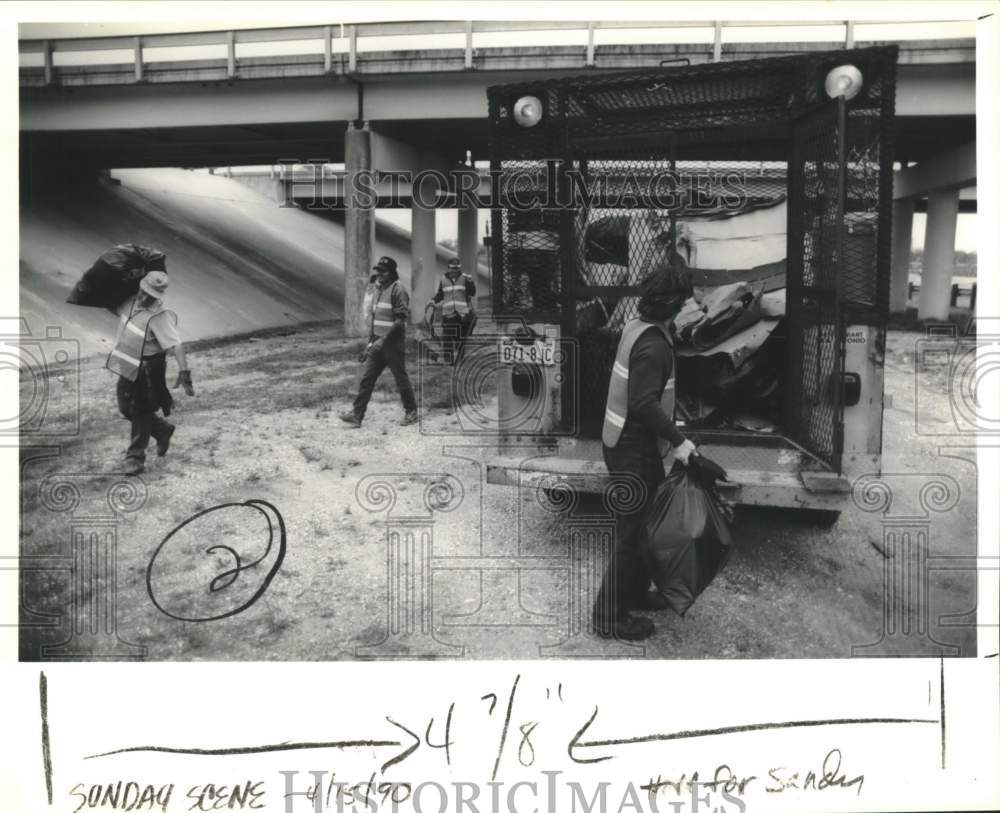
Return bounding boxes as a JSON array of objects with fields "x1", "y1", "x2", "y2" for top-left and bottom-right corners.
[{"x1": 840, "y1": 372, "x2": 861, "y2": 407}]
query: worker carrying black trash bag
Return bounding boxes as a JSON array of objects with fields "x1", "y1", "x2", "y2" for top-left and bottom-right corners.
[
  {"x1": 106, "y1": 271, "x2": 195, "y2": 476},
  {"x1": 643, "y1": 454, "x2": 734, "y2": 616},
  {"x1": 593, "y1": 267, "x2": 699, "y2": 642},
  {"x1": 67, "y1": 244, "x2": 168, "y2": 313}
]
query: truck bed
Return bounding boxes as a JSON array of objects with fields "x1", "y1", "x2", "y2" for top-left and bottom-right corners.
[{"x1": 486, "y1": 433, "x2": 851, "y2": 510}]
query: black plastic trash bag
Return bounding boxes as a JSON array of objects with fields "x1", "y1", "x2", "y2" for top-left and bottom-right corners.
[
  {"x1": 642, "y1": 455, "x2": 735, "y2": 616},
  {"x1": 584, "y1": 215, "x2": 630, "y2": 266},
  {"x1": 66, "y1": 244, "x2": 167, "y2": 311}
]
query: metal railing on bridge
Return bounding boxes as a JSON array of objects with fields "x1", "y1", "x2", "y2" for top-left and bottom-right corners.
[{"x1": 19, "y1": 18, "x2": 975, "y2": 86}]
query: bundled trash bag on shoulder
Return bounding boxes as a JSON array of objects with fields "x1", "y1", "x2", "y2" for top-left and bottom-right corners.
[
  {"x1": 642, "y1": 454, "x2": 735, "y2": 616},
  {"x1": 66, "y1": 244, "x2": 167, "y2": 311}
]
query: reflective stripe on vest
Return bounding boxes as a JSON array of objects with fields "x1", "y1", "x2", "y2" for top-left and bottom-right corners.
[
  {"x1": 106, "y1": 309, "x2": 156, "y2": 382},
  {"x1": 368, "y1": 282, "x2": 398, "y2": 337},
  {"x1": 440, "y1": 274, "x2": 471, "y2": 317},
  {"x1": 601, "y1": 318, "x2": 675, "y2": 449}
]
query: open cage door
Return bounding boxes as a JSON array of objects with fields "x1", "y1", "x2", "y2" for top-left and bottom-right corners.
[
  {"x1": 786, "y1": 98, "x2": 850, "y2": 473},
  {"x1": 487, "y1": 46, "x2": 897, "y2": 477}
]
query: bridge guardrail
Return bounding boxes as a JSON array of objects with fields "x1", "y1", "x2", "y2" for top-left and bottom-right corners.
[{"x1": 19, "y1": 19, "x2": 975, "y2": 86}]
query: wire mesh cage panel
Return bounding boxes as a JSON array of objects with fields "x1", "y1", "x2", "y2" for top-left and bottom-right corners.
[
  {"x1": 490, "y1": 163, "x2": 563, "y2": 316},
  {"x1": 488, "y1": 46, "x2": 898, "y2": 471},
  {"x1": 842, "y1": 108, "x2": 894, "y2": 320}
]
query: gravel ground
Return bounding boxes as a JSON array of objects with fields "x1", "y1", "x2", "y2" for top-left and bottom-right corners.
[{"x1": 19, "y1": 324, "x2": 978, "y2": 661}]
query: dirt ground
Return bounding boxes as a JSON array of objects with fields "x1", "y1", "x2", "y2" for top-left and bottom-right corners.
[{"x1": 19, "y1": 324, "x2": 978, "y2": 661}]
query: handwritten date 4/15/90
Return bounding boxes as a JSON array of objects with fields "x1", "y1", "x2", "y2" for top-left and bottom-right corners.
[{"x1": 645, "y1": 748, "x2": 864, "y2": 798}]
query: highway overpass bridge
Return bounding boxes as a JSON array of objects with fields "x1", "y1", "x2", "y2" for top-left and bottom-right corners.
[
  {"x1": 19, "y1": 19, "x2": 980, "y2": 323},
  {"x1": 19, "y1": 22, "x2": 974, "y2": 167}
]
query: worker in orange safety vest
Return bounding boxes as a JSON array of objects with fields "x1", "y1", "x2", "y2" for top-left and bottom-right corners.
[
  {"x1": 593, "y1": 267, "x2": 698, "y2": 643},
  {"x1": 340, "y1": 256, "x2": 418, "y2": 428},
  {"x1": 107, "y1": 271, "x2": 195, "y2": 475},
  {"x1": 427, "y1": 256, "x2": 477, "y2": 366}
]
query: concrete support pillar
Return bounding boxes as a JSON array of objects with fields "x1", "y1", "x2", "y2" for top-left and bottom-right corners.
[
  {"x1": 345, "y1": 122, "x2": 374, "y2": 337},
  {"x1": 410, "y1": 202, "x2": 437, "y2": 324},
  {"x1": 889, "y1": 198, "x2": 915, "y2": 313},
  {"x1": 458, "y1": 204, "x2": 479, "y2": 308},
  {"x1": 918, "y1": 188, "x2": 960, "y2": 321}
]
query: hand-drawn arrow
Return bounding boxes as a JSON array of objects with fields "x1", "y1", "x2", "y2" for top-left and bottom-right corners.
[
  {"x1": 84, "y1": 714, "x2": 422, "y2": 774},
  {"x1": 567, "y1": 706, "x2": 941, "y2": 765}
]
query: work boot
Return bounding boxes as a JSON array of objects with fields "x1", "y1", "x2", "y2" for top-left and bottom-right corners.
[
  {"x1": 124, "y1": 458, "x2": 144, "y2": 476},
  {"x1": 156, "y1": 423, "x2": 176, "y2": 457},
  {"x1": 629, "y1": 590, "x2": 670, "y2": 612},
  {"x1": 593, "y1": 613, "x2": 654, "y2": 642},
  {"x1": 401, "y1": 409, "x2": 419, "y2": 426},
  {"x1": 339, "y1": 411, "x2": 362, "y2": 428}
]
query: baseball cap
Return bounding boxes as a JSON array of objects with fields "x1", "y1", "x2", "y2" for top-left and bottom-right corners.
[
  {"x1": 447, "y1": 257, "x2": 461, "y2": 268},
  {"x1": 373, "y1": 256, "x2": 397, "y2": 274},
  {"x1": 139, "y1": 270, "x2": 169, "y2": 299}
]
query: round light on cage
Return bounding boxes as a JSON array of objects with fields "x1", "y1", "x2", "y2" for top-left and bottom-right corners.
[
  {"x1": 513, "y1": 96, "x2": 543, "y2": 128},
  {"x1": 824, "y1": 64, "x2": 863, "y2": 101}
]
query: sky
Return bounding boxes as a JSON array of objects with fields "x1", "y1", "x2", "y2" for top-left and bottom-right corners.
[{"x1": 913, "y1": 213, "x2": 976, "y2": 254}]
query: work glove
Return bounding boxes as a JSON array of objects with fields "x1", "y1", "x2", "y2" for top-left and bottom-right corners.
[
  {"x1": 673, "y1": 438, "x2": 698, "y2": 466},
  {"x1": 173, "y1": 369, "x2": 196, "y2": 396},
  {"x1": 359, "y1": 338, "x2": 382, "y2": 363}
]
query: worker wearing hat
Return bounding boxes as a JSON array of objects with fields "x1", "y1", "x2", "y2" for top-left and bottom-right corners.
[
  {"x1": 593, "y1": 267, "x2": 698, "y2": 642},
  {"x1": 428, "y1": 256, "x2": 477, "y2": 366},
  {"x1": 107, "y1": 270, "x2": 195, "y2": 475},
  {"x1": 340, "y1": 256, "x2": 418, "y2": 427}
]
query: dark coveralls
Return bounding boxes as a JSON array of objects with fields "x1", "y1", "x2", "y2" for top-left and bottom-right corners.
[
  {"x1": 118, "y1": 357, "x2": 173, "y2": 463},
  {"x1": 114, "y1": 299, "x2": 178, "y2": 464},
  {"x1": 593, "y1": 328, "x2": 685, "y2": 630},
  {"x1": 352, "y1": 279, "x2": 418, "y2": 418}
]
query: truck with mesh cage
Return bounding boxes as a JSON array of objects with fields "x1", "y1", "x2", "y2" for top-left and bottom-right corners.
[{"x1": 484, "y1": 46, "x2": 898, "y2": 518}]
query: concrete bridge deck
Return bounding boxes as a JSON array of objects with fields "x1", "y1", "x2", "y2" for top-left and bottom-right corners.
[{"x1": 19, "y1": 22, "x2": 975, "y2": 167}]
